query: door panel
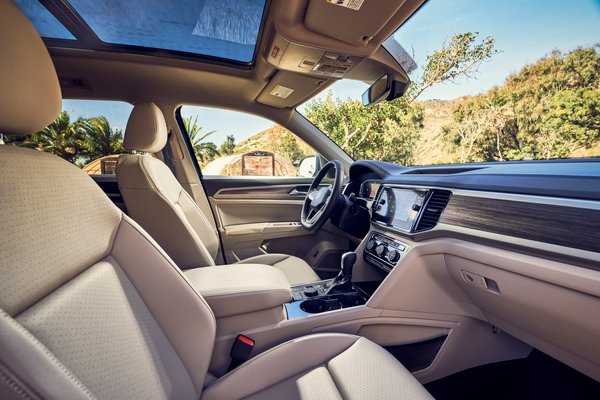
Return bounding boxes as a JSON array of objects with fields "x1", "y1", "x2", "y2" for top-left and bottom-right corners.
[
  {"x1": 206, "y1": 176, "x2": 350, "y2": 278},
  {"x1": 203, "y1": 177, "x2": 315, "y2": 197}
]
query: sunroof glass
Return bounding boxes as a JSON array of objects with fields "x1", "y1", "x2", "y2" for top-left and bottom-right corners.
[
  {"x1": 68, "y1": 0, "x2": 267, "y2": 62},
  {"x1": 14, "y1": 0, "x2": 75, "y2": 40}
]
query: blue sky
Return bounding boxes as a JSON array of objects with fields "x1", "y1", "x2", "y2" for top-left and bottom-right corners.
[{"x1": 64, "y1": 0, "x2": 600, "y2": 146}]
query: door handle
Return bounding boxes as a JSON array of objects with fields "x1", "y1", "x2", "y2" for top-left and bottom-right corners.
[{"x1": 289, "y1": 188, "x2": 308, "y2": 196}]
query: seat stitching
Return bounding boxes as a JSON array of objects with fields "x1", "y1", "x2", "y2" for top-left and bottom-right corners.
[
  {"x1": 210, "y1": 334, "x2": 359, "y2": 384},
  {"x1": 180, "y1": 189, "x2": 219, "y2": 238},
  {"x1": 0, "y1": 310, "x2": 96, "y2": 400},
  {"x1": 325, "y1": 339, "x2": 363, "y2": 400},
  {"x1": 0, "y1": 362, "x2": 37, "y2": 400},
  {"x1": 323, "y1": 364, "x2": 343, "y2": 398},
  {"x1": 123, "y1": 159, "x2": 215, "y2": 266},
  {"x1": 117, "y1": 218, "x2": 216, "y2": 317}
]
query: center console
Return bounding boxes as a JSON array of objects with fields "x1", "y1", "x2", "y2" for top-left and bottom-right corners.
[
  {"x1": 364, "y1": 232, "x2": 408, "y2": 273},
  {"x1": 286, "y1": 251, "x2": 370, "y2": 318},
  {"x1": 287, "y1": 280, "x2": 367, "y2": 319}
]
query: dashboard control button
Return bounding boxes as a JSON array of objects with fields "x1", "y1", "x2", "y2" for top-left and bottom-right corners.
[
  {"x1": 386, "y1": 250, "x2": 400, "y2": 263},
  {"x1": 366, "y1": 240, "x2": 376, "y2": 250},
  {"x1": 303, "y1": 286, "x2": 318, "y2": 297},
  {"x1": 375, "y1": 244, "x2": 385, "y2": 256}
]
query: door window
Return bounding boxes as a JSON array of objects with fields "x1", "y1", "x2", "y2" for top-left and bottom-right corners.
[{"x1": 180, "y1": 106, "x2": 324, "y2": 177}]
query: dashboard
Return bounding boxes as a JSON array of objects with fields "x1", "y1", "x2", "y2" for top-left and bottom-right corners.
[{"x1": 343, "y1": 159, "x2": 600, "y2": 381}]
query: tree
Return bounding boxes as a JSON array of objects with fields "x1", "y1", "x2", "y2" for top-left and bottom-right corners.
[
  {"x1": 408, "y1": 32, "x2": 497, "y2": 102},
  {"x1": 303, "y1": 32, "x2": 498, "y2": 165},
  {"x1": 18, "y1": 111, "x2": 88, "y2": 164},
  {"x1": 304, "y1": 93, "x2": 422, "y2": 165},
  {"x1": 219, "y1": 134, "x2": 236, "y2": 155},
  {"x1": 442, "y1": 45, "x2": 600, "y2": 161},
  {"x1": 81, "y1": 116, "x2": 126, "y2": 160},
  {"x1": 279, "y1": 131, "x2": 306, "y2": 163},
  {"x1": 183, "y1": 116, "x2": 220, "y2": 163}
]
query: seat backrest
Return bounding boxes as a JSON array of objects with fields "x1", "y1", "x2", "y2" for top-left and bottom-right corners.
[
  {"x1": 116, "y1": 103, "x2": 220, "y2": 269},
  {"x1": 0, "y1": 2, "x2": 215, "y2": 398}
]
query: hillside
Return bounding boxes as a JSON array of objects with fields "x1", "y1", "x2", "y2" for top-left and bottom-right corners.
[
  {"x1": 234, "y1": 124, "x2": 315, "y2": 160},
  {"x1": 413, "y1": 100, "x2": 456, "y2": 165}
]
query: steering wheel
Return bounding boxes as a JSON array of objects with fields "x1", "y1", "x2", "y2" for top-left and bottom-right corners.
[{"x1": 301, "y1": 160, "x2": 344, "y2": 231}]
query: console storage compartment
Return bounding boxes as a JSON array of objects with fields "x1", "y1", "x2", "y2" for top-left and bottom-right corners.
[{"x1": 300, "y1": 293, "x2": 366, "y2": 314}]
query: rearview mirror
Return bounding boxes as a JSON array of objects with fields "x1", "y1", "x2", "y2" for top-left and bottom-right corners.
[
  {"x1": 362, "y1": 74, "x2": 410, "y2": 106},
  {"x1": 362, "y1": 74, "x2": 392, "y2": 106}
]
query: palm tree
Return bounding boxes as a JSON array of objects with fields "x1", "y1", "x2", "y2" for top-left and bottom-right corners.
[
  {"x1": 21, "y1": 111, "x2": 87, "y2": 164},
  {"x1": 82, "y1": 116, "x2": 125, "y2": 160},
  {"x1": 183, "y1": 116, "x2": 220, "y2": 163}
]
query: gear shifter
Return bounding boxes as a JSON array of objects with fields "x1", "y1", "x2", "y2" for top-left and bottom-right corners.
[{"x1": 323, "y1": 252, "x2": 356, "y2": 293}]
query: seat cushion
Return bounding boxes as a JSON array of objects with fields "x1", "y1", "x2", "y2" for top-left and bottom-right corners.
[
  {"x1": 202, "y1": 333, "x2": 433, "y2": 400},
  {"x1": 238, "y1": 254, "x2": 320, "y2": 285}
]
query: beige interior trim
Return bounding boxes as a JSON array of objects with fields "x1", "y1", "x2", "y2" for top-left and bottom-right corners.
[
  {"x1": 203, "y1": 227, "x2": 598, "y2": 381},
  {"x1": 0, "y1": 1, "x2": 61, "y2": 136},
  {"x1": 183, "y1": 264, "x2": 292, "y2": 318},
  {"x1": 111, "y1": 215, "x2": 217, "y2": 394}
]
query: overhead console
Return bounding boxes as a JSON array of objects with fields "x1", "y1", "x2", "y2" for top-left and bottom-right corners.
[
  {"x1": 256, "y1": 0, "x2": 427, "y2": 108},
  {"x1": 265, "y1": 30, "x2": 363, "y2": 79}
]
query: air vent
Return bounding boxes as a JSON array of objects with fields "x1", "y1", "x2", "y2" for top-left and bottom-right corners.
[{"x1": 414, "y1": 190, "x2": 452, "y2": 232}]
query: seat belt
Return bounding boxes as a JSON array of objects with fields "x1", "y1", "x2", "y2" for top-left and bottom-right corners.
[
  {"x1": 163, "y1": 129, "x2": 176, "y2": 174},
  {"x1": 228, "y1": 334, "x2": 255, "y2": 372}
]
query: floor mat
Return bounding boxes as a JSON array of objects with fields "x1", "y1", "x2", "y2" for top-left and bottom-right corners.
[{"x1": 425, "y1": 350, "x2": 599, "y2": 400}]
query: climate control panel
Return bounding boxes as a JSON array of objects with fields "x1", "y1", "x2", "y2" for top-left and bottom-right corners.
[{"x1": 364, "y1": 232, "x2": 407, "y2": 272}]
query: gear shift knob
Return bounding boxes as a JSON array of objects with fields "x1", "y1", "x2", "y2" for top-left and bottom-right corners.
[
  {"x1": 341, "y1": 252, "x2": 357, "y2": 275},
  {"x1": 323, "y1": 252, "x2": 357, "y2": 293}
]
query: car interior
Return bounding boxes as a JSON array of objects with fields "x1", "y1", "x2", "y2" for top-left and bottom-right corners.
[{"x1": 1, "y1": 0, "x2": 599, "y2": 399}]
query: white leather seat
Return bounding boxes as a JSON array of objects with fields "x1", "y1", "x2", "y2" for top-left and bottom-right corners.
[
  {"x1": 116, "y1": 103, "x2": 319, "y2": 286},
  {"x1": 0, "y1": 2, "x2": 432, "y2": 399}
]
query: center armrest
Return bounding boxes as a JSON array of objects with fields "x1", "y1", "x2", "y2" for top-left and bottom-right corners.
[{"x1": 184, "y1": 264, "x2": 292, "y2": 318}]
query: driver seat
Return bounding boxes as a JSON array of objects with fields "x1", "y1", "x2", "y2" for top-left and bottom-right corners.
[{"x1": 116, "y1": 103, "x2": 320, "y2": 285}]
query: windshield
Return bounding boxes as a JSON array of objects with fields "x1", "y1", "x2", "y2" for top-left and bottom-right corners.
[{"x1": 299, "y1": 0, "x2": 600, "y2": 165}]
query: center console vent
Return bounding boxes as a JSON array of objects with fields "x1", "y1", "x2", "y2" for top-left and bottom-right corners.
[{"x1": 414, "y1": 190, "x2": 452, "y2": 232}]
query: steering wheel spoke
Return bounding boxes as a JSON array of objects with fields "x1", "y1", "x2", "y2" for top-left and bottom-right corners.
[{"x1": 301, "y1": 160, "x2": 344, "y2": 231}]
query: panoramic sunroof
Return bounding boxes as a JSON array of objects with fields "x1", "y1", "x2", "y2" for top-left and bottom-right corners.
[
  {"x1": 15, "y1": 0, "x2": 75, "y2": 40},
  {"x1": 16, "y1": 0, "x2": 267, "y2": 64}
]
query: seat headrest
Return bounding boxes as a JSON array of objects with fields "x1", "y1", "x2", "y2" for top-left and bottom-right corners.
[
  {"x1": 123, "y1": 103, "x2": 168, "y2": 153},
  {"x1": 0, "y1": 1, "x2": 62, "y2": 136}
]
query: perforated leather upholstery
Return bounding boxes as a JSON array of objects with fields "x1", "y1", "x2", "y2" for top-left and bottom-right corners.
[{"x1": 117, "y1": 103, "x2": 319, "y2": 285}]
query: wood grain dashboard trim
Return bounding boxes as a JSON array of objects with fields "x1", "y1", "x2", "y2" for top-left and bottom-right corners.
[{"x1": 440, "y1": 195, "x2": 600, "y2": 254}]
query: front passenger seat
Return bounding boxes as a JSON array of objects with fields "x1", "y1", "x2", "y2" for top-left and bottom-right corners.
[{"x1": 116, "y1": 103, "x2": 319, "y2": 285}]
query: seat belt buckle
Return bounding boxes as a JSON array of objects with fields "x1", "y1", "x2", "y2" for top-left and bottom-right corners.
[{"x1": 228, "y1": 334, "x2": 255, "y2": 371}]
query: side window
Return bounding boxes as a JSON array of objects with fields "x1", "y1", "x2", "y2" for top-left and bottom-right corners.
[
  {"x1": 180, "y1": 106, "x2": 325, "y2": 177},
  {"x1": 2, "y1": 100, "x2": 133, "y2": 175}
]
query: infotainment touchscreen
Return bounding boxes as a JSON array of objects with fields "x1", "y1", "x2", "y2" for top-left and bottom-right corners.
[{"x1": 372, "y1": 187, "x2": 428, "y2": 232}]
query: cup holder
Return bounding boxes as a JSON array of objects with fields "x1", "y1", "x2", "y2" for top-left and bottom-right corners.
[
  {"x1": 299, "y1": 293, "x2": 365, "y2": 314},
  {"x1": 338, "y1": 293, "x2": 366, "y2": 307}
]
